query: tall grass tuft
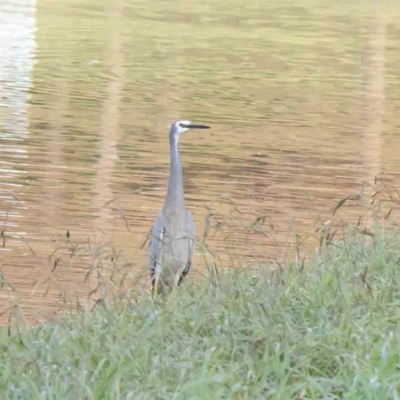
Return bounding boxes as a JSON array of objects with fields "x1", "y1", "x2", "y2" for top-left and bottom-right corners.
[
  {"x1": 1, "y1": 218, "x2": 400, "y2": 398},
  {"x1": 2, "y1": 179, "x2": 400, "y2": 397}
]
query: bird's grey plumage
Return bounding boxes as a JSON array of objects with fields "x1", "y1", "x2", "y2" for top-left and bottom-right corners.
[{"x1": 148, "y1": 119, "x2": 210, "y2": 294}]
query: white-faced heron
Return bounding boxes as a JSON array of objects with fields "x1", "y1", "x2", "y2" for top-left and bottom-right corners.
[{"x1": 148, "y1": 119, "x2": 210, "y2": 294}]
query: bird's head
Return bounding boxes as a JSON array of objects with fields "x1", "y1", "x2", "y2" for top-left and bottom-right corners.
[{"x1": 170, "y1": 119, "x2": 210, "y2": 138}]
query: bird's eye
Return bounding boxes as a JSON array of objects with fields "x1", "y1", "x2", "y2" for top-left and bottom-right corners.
[{"x1": 179, "y1": 123, "x2": 184, "y2": 128}]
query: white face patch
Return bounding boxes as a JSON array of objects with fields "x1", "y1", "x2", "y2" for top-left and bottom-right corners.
[{"x1": 175, "y1": 119, "x2": 192, "y2": 135}]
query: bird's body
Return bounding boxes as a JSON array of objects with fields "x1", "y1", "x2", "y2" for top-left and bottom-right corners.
[
  {"x1": 148, "y1": 119, "x2": 210, "y2": 294},
  {"x1": 149, "y1": 208, "x2": 194, "y2": 290}
]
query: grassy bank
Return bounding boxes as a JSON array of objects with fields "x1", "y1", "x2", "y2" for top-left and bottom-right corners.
[{"x1": 1, "y1": 222, "x2": 400, "y2": 399}]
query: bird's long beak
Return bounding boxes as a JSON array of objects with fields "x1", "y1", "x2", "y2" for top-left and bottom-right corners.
[{"x1": 184, "y1": 123, "x2": 210, "y2": 129}]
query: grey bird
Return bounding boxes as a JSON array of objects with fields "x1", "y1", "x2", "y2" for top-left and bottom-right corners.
[{"x1": 148, "y1": 119, "x2": 210, "y2": 295}]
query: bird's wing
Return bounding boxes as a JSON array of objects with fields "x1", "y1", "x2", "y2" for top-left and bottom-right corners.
[{"x1": 148, "y1": 211, "x2": 165, "y2": 279}]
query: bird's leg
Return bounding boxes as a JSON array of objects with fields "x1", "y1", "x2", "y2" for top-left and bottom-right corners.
[
  {"x1": 167, "y1": 286, "x2": 179, "y2": 305},
  {"x1": 151, "y1": 228, "x2": 166, "y2": 297},
  {"x1": 173, "y1": 270, "x2": 183, "y2": 288},
  {"x1": 172, "y1": 274, "x2": 180, "y2": 290},
  {"x1": 173, "y1": 264, "x2": 186, "y2": 289},
  {"x1": 151, "y1": 272, "x2": 158, "y2": 297},
  {"x1": 151, "y1": 280, "x2": 158, "y2": 297},
  {"x1": 151, "y1": 262, "x2": 163, "y2": 297}
]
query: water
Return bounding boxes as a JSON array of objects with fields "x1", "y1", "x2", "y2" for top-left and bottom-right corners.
[{"x1": 1, "y1": 0, "x2": 399, "y2": 323}]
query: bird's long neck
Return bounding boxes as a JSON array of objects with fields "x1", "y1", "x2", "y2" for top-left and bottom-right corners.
[{"x1": 165, "y1": 133, "x2": 185, "y2": 211}]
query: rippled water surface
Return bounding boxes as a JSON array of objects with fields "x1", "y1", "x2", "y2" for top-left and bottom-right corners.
[{"x1": 1, "y1": 0, "x2": 400, "y2": 322}]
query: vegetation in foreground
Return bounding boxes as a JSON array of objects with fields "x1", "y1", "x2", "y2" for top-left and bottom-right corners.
[{"x1": 1, "y1": 221, "x2": 400, "y2": 399}]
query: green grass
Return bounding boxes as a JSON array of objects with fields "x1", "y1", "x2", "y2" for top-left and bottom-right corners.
[{"x1": 1, "y1": 224, "x2": 400, "y2": 399}]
